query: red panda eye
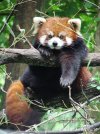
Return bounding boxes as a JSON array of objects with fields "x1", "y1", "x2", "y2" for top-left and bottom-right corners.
[
  {"x1": 59, "y1": 35, "x2": 64, "y2": 39},
  {"x1": 48, "y1": 34, "x2": 53, "y2": 39}
]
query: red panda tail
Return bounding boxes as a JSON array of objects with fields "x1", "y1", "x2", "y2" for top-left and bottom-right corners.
[
  {"x1": 5, "y1": 80, "x2": 33, "y2": 128},
  {"x1": 75, "y1": 67, "x2": 92, "y2": 90}
]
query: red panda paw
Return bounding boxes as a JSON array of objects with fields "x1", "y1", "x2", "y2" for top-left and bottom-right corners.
[
  {"x1": 38, "y1": 46, "x2": 52, "y2": 57},
  {"x1": 5, "y1": 80, "x2": 31, "y2": 125},
  {"x1": 60, "y1": 75, "x2": 74, "y2": 87}
]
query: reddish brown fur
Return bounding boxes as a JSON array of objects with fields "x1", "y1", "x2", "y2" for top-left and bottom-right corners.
[
  {"x1": 6, "y1": 81, "x2": 31, "y2": 124},
  {"x1": 38, "y1": 17, "x2": 78, "y2": 41},
  {"x1": 76, "y1": 67, "x2": 92, "y2": 89}
]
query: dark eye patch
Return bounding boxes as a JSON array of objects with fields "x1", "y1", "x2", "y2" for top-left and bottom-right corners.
[
  {"x1": 59, "y1": 35, "x2": 64, "y2": 39},
  {"x1": 59, "y1": 31, "x2": 66, "y2": 39},
  {"x1": 48, "y1": 34, "x2": 53, "y2": 39}
]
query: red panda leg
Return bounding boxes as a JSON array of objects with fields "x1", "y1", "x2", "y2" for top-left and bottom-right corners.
[{"x1": 5, "y1": 80, "x2": 35, "y2": 127}]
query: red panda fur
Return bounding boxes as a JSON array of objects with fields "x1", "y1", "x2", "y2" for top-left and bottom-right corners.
[
  {"x1": 6, "y1": 81, "x2": 32, "y2": 124},
  {"x1": 75, "y1": 67, "x2": 92, "y2": 89},
  {"x1": 37, "y1": 17, "x2": 78, "y2": 42}
]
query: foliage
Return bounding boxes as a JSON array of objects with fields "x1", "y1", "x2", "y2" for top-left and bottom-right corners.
[
  {"x1": 0, "y1": 0, "x2": 15, "y2": 48},
  {"x1": 26, "y1": 104, "x2": 99, "y2": 132},
  {"x1": 38, "y1": 108, "x2": 88, "y2": 131},
  {"x1": 0, "y1": 66, "x2": 5, "y2": 88},
  {"x1": 0, "y1": 66, "x2": 6, "y2": 109},
  {"x1": 90, "y1": 72, "x2": 100, "y2": 90},
  {"x1": 0, "y1": 0, "x2": 16, "y2": 109}
]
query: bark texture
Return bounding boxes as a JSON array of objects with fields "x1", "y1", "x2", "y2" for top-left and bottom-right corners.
[{"x1": 0, "y1": 48, "x2": 100, "y2": 66}]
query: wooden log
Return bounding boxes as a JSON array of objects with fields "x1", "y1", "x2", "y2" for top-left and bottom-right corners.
[{"x1": 0, "y1": 48, "x2": 100, "y2": 66}]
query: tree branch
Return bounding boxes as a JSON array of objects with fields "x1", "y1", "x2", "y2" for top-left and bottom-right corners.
[{"x1": 0, "y1": 48, "x2": 100, "y2": 66}]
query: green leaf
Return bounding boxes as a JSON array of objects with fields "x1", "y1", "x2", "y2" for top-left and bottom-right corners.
[
  {"x1": 95, "y1": 17, "x2": 100, "y2": 22},
  {"x1": 97, "y1": 86, "x2": 100, "y2": 90},
  {"x1": 90, "y1": 83, "x2": 97, "y2": 88},
  {"x1": 52, "y1": 122, "x2": 64, "y2": 131}
]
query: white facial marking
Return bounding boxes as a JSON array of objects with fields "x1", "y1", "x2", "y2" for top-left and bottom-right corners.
[
  {"x1": 66, "y1": 37, "x2": 73, "y2": 46},
  {"x1": 48, "y1": 37, "x2": 65, "y2": 49},
  {"x1": 39, "y1": 35, "x2": 47, "y2": 45},
  {"x1": 48, "y1": 31, "x2": 54, "y2": 36},
  {"x1": 59, "y1": 31, "x2": 66, "y2": 37}
]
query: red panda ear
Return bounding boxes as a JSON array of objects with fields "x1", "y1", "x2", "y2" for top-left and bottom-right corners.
[
  {"x1": 33, "y1": 17, "x2": 46, "y2": 35},
  {"x1": 68, "y1": 18, "x2": 81, "y2": 32}
]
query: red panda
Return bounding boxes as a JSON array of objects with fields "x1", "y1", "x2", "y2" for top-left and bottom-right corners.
[
  {"x1": 5, "y1": 17, "x2": 92, "y2": 130},
  {"x1": 33, "y1": 17, "x2": 91, "y2": 87}
]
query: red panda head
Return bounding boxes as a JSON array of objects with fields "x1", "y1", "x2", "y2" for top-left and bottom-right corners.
[{"x1": 33, "y1": 17, "x2": 82, "y2": 50}]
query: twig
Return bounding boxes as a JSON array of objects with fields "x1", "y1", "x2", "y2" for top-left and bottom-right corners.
[
  {"x1": 17, "y1": 25, "x2": 34, "y2": 48},
  {"x1": 61, "y1": 111, "x2": 77, "y2": 130},
  {"x1": 0, "y1": 66, "x2": 12, "y2": 82},
  {"x1": 35, "y1": 9, "x2": 50, "y2": 17},
  {"x1": 68, "y1": 85, "x2": 91, "y2": 124},
  {"x1": 26, "y1": 108, "x2": 75, "y2": 132},
  {"x1": 82, "y1": 94, "x2": 100, "y2": 107},
  {"x1": 16, "y1": 0, "x2": 36, "y2": 6},
  {"x1": 81, "y1": 79, "x2": 90, "y2": 104},
  {"x1": 17, "y1": 93, "x2": 50, "y2": 111},
  {"x1": 0, "y1": 0, "x2": 36, "y2": 34},
  {"x1": 84, "y1": 0, "x2": 100, "y2": 9},
  {"x1": 0, "y1": 4, "x2": 17, "y2": 34},
  {"x1": 25, "y1": 122, "x2": 100, "y2": 133}
]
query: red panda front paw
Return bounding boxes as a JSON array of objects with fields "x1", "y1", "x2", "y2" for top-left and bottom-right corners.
[
  {"x1": 38, "y1": 47, "x2": 51, "y2": 57},
  {"x1": 60, "y1": 75, "x2": 72, "y2": 87}
]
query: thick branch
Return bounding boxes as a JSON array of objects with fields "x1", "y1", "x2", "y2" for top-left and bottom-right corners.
[{"x1": 0, "y1": 48, "x2": 100, "y2": 66}]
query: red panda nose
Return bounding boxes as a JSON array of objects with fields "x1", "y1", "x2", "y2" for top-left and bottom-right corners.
[{"x1": 53, "y1": 42, "x2": 58, "y2": 47}]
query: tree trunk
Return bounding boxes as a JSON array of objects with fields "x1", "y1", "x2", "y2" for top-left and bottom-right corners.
[{"x1": 4, "y1": 0, "x2": 45, "y2": 91}]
